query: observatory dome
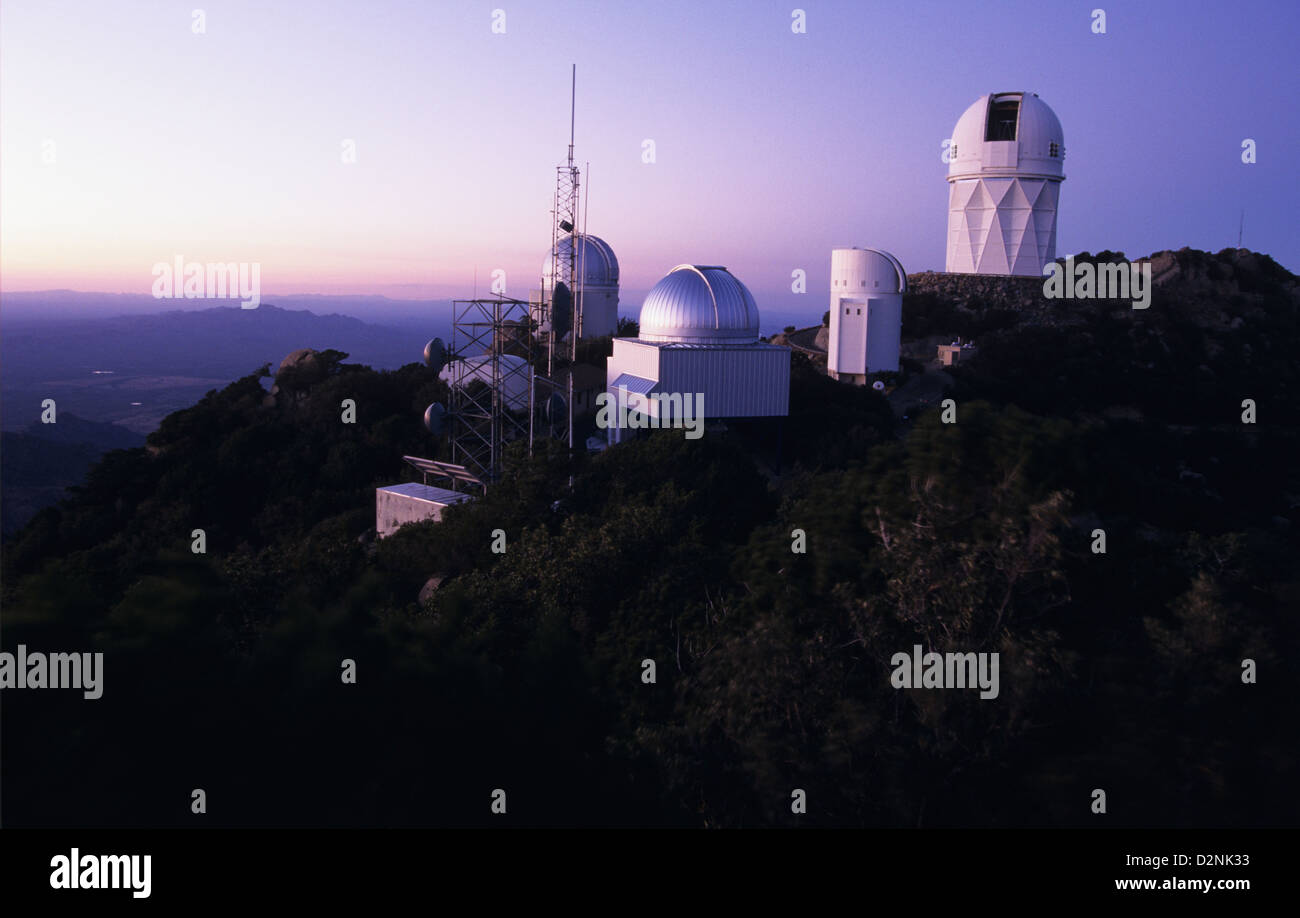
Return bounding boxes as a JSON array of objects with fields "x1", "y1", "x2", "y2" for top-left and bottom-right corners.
[
  {"x1": 828, "y1": 247, "x2": 905, "y2": 379},
  {"x1": 638, "y1": 265, "x2": 761, "y2": 344},
  {"x1": 832, "y1": 247, "x2": 907, "y2": 294},
  {"x1": 948, "y1": 92, "x2": 1065, "y2": 180},
  {"x1": 542, "y1": 233, "x2": 619, "y2": 289}
]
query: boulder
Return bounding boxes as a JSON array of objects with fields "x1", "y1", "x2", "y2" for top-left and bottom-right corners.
[
  {"x1": 273, "y1": 348, "x2": 327, "y2": 395},
  {"x1": 418, "y1": 573, "x2": 448, "y2": 606}
]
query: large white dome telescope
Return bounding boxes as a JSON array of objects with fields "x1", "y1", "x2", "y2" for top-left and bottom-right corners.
[{"x1": 945, "y1": 92, "x2": 1065, "y2": 276}]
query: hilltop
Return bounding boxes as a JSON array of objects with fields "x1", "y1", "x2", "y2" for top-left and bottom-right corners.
[
  {"x1": 778, "y1": 247, "x2": 1299, "y2": 426},
  {"x1": 2, "y1": 247, "x2": 1297, "y2": 828}
]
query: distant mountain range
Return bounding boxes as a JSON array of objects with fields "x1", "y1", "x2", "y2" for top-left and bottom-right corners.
[
  {"x1": 0, "y1": 301, "x2": 448, "y2": 533},
  {"x1": 0, "y1": 290, "x2": 452, "y2": 325},
  {"x1": 1, "y1": 302, "x2": 447, "y2": 432},
  {"x1": 1, "y1": 414, "x2": 146, "y2": 536}
]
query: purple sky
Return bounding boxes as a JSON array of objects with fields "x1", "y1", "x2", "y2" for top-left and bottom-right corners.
[{"x1": 3, "y1": 0, "x2": 1297, "y2": 321}]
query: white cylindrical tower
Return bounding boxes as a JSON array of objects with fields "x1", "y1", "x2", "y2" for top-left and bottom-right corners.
[
  {"x1": 828, "y1": 247, "x2": 905, "y2": 382},
  {"x1": 538, "y1": 233, "x2": 620, "y2": 338},
  {"x1": 945, "y1": 92, "x2": 1065, "y2": 276}
]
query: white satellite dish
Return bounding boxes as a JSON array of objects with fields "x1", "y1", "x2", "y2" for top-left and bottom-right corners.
[{"x1": 872, "y1": 380, "x2": 885, "y2": 391}]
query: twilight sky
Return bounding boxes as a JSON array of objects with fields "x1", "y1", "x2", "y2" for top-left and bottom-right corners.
[{"x1": 2, "y1": 0, "x2": 1297, "y2": 315}]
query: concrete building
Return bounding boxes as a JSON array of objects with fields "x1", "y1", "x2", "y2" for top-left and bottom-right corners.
[
  {"x1": 827, "y1": 247, "x2": 906, "y2": 382},
  {"x1": 375, "y1": 482, "x2": 476, "y2": 538},
  {"x1": 946, "y1": 92, "x2": 1065, "y2": 276},
  {"x1": 937, "y1": 337, "x2": 978, "y2": 366},
  {"x1": 603, "y1": 264, "x2": 789, "y2": 444}
]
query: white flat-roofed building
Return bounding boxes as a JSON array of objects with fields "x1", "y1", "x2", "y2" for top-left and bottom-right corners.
[{"x1": 375, "y1": 482, "x2": 476, "y2": 538}]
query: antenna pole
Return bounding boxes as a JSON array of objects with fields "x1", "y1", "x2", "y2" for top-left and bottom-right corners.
[
  {"x1": 568, "y1": 65, "x2": 576, "y2": 167},
  {"x1": 549, "y1": 188, "x2": 557, "y2": 379},
  {"x1": 570, "y1": 162, "x2": 589, "y2": 461},
  {"x1": 579, "y1": 161, "x2": 589, "y2": 343}
]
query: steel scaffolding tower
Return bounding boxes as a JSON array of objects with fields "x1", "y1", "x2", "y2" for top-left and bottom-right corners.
[{"x1": 446, "y1": 296, "x2": 534, "y2": 485}]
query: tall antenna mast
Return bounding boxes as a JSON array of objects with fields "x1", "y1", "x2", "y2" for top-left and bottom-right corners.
[
  {"x1": 1238, "y1": 209, "x2": 1244, "y2": 249},
  {"x1": 540, "y1": 65, "x2": 583, "y2": 462},
  {"x1": 565, "y1": 68, "x2": 581, "y2": 466}
]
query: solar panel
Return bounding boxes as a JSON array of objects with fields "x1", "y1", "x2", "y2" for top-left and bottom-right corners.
[{"x1": 401, "y1": 456, "x2": 485, "y2": 491}]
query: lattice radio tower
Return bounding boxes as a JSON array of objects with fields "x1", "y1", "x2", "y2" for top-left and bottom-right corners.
[
  {"x1": 446, "y1": 295, "x2": 535, "y2": 486},
  {"x1": 540, "y1": 65, "x2": 587, "y2": 457},
  {"x1": 445, "y1": 68, "x2": 586, "y2": 486}
]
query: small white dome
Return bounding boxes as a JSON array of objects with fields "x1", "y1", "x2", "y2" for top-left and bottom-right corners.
[
  {"x1": 639, "y1": 265, "x2": 760, "y2": 344},
  {"x1": 542, "y1": 234, "x2": 619, "y2": 289},
  {"x1": 948, "y1": 92, "x2": 1065, "y2": 180},
  {"x1": 439, "y1": 354, "x2": 531, "y2": 412},
  {"x1": 831, "y1": 247, "x2": 907, "y2": 294}
]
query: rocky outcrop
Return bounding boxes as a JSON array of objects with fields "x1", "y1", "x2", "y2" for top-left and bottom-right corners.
[
  {"x1": 267, "y1": 348, "x2": 332, "y2": 404},
  {"x1": 907, "y1": 271, "x2": 1046, "y2": 310},
  {"x1": 418, "y1": 573, "x2": 448, "y2": 606},
  {"x1": 905, "y1": 247, "x2": 1298, "y2": 332}
]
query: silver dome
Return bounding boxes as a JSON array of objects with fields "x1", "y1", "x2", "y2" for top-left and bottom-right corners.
[
  {"x1": 542, "y1": 233, "x2": 619, "y2": 289},
  {"x1": 638, "y1": 265, "x2": 760, "y2": 344}
]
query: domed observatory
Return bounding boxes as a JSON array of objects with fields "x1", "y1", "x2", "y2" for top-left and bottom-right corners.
[
  {"x1": 603, "y1": 265, "x2": 790, "y2": 444},
  {"x1": 946, "y1": 92, "x2": 1065, "y2": 276},
  {"x1": 828, "y1": 247, "x2": 905, "y2": 383},
  {"x1": 535, "y1": 233, "x2": 620, "y2": 338}
]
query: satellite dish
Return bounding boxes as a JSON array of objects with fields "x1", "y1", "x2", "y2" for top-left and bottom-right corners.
[
  {"x1": 423, "y1": 402, "x2": 446, "y2": 435},
  {"x1": 423, "y1": 337, "x2": 448, "y2": 372},
  {"x1": 551, "y1": 283, "x2": 572, "y2": 338},
  {"x1": 872, "y1": 380, "x2": 886, "y2": 391}
]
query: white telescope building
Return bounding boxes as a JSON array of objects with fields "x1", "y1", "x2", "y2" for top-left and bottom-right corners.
[
  {"x1": 828, "y1": 247, "x2": 906, "y2": 382},
  {"x1": 604, "y1": 264, "x2": 789, "y2": 444},
  {"x1": 536, "y1": 233, "x2": 620, "y2": 338},
  {"x1": 946, "y1": 92, "x2": 1065, "y2": 276}
]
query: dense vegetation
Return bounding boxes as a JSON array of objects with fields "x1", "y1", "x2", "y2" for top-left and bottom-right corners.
[{"x1": 3, "y1": 250, "x2": 1297, "y2": 826}]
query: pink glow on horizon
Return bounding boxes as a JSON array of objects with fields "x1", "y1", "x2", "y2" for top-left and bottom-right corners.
[{"x1": 2, "y1": 0, "x2": 1296, "y2": 308}]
